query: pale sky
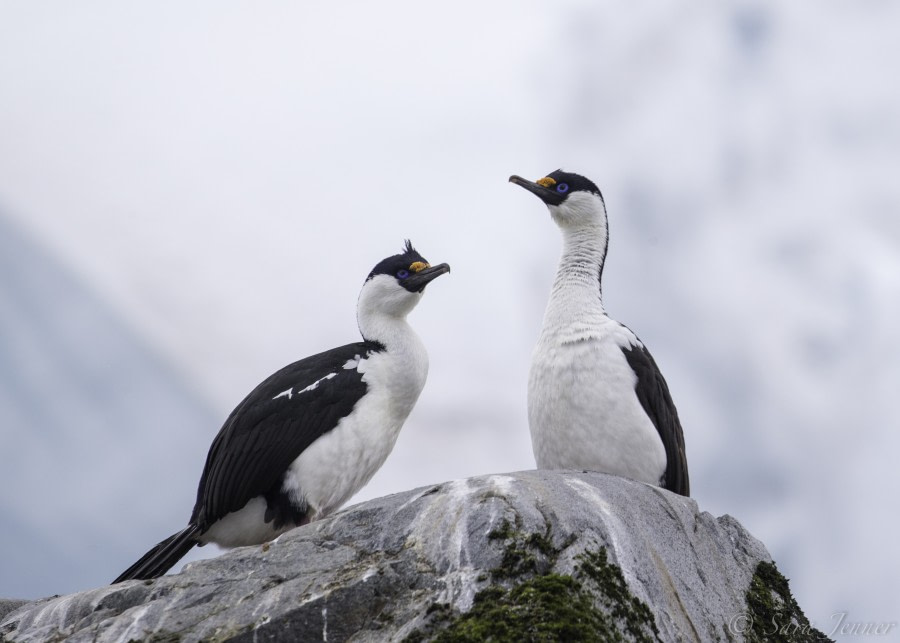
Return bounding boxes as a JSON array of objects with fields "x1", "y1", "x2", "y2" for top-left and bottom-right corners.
[{"x1": 2, "y1": 2, "x2": 899, "y2": 636}]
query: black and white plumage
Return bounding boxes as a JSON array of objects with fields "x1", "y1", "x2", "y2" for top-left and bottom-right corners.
[
  {"x1": 113, "y1": 241, "x2": 450, "y2": 582},
  {"x1": 509, "y1": 171, "x2": 689, "y2": 496}
]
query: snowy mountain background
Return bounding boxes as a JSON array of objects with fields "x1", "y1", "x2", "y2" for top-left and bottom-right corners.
[{"x1": 1, "y1": 1, "x2": 898, "y2": 638}]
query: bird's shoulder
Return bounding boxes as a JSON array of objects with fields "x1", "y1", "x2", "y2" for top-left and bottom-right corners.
[
  {"x1": 245, "y1": 340, "x2": 385, "y2": 403},
  {"x1": 218, "y1": 340, "x2": 385, "y2": 430},
  {"x1": 615, "y1": 328, "x2": 662, "y2": 380},
  {"x1": 603, "y1": 320, "x2": 640, "y2": 349},
  {"x1": 613, "y1": 324, "x2": 667, "y2": 394}
]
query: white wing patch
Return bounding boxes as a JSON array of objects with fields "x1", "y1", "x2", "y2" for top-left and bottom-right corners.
[
  {"x1": 343, "y1": 355, "x2": 362, "y2": 370},
  {"x1": 272, "y1": 372, "x2": 338, "y2": 401}
]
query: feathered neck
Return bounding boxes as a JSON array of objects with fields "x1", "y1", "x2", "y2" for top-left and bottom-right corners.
[{"x1": 538, "y1": 222, "x2": 610, "y2": 341}]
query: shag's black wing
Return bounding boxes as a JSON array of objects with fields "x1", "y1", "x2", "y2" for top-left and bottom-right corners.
[
  {"x1": 621, "y1": 341, "x2": 690, "y2": 497},
  {"x1": 190, "y1": 340, "x2": 384, "y2": 529}
]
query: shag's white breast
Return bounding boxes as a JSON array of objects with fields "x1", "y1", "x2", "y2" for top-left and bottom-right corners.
[
  {"x1": 528, "y1": 321, "x2": 667, "y2": 485},
  {"x1": 282, "y1": 334, "x2": 429, "y2": 518}
]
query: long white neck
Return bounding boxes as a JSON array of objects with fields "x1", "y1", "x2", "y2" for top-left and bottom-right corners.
[{"x1": 539, "y1": 223, "x2": 609, "y2": 342}]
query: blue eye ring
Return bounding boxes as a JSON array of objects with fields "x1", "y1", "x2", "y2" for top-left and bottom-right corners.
[
  {"x1": 556, "y1": 183, "x2": 569, "y2": 194},
  {"x1": 396, "y1": 269, "x2": 410, "y2": 279}
]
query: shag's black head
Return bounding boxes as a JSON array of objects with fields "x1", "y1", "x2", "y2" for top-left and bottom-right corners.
[
  {"x1": 508, "y1": 170, "x2": 602, "y2": 206},
  {"x1": 367, "y1": 240, "x2": 451, "y2": 293}
]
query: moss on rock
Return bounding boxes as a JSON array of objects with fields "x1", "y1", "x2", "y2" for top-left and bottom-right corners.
[
  {"x1": 405, "y1": 518, "x2": 660, "y2": 642},
  {"x1": 575, "y1": 549, "x2": 660, "y2": 642},
  {"x1": 744, "y1": 560, "x2": 830, "y2": 643},
  {"x1": 487, "y1": 517, "x2": 555, "y2": 581}
]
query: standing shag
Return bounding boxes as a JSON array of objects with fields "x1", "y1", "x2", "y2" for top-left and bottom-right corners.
[
  {"x1": 114, "y1": 241, "x2": 450, "y2": 582},
  {"x1": 509, "y1": 171, "x2": 689, "y2": 496}
]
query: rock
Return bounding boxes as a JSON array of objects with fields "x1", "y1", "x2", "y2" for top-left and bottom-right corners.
[
  {"x1": 1, "y1": 470, "x2": 825, "y2": 642},
  {"x1": 0, "y1": 601, "x2": 29, "y2": 624}
]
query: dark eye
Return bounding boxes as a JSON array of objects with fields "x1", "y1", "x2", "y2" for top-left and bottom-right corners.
[
  {"x1": 396, "y1": 269, "x2": 410, "y2": 279},
  {"x1": 556, "y1": 183, "x2": 569, "y2": 194}
]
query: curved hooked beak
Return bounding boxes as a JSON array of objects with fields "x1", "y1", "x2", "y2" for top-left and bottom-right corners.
[
  {"x1": 509, "y1": 175, "x2": 564, "y2": 206},
  {"x1": 405, "y1": 263, "x2": 450, "y2": 293}
]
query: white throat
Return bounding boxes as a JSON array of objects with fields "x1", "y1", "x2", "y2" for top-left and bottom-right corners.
[
  {"x1": 356, "y1": 275, "x2": 424, "y2": 350},
  {"x1": 540, "y1": 216, "x2": 609, "y2": 343}
]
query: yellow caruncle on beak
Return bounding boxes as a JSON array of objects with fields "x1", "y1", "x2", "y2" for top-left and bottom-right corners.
[
  {"x1": 409, "y1": 261, "x2": 430, "y2": 273},
  {"x1": 536, "y1": 177, "x2": 557, "y2": 188}
]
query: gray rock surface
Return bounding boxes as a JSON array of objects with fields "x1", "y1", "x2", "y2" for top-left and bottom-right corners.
[
  {"x1": 0, "y1": 601, "x2": 28, "y2": 624},
  {"x1": 2, "y1": 471, "x2": 781, "y2": 642}
]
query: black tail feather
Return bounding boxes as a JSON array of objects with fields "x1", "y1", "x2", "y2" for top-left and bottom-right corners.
[{"x1": 113, "y1": 525, "x2": 200, "y2": 583}]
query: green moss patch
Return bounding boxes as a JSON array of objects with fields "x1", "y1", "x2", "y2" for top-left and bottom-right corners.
[
  {"x1": 744, "y1": 560, "x2": 830, "y2": 643},
  {"x1": 576, "y1": 549, "x2": 660, "y2": 642},
  {"x1": 487, "y1": 517, "x2": 557, "y2": 581},
  {"x1": 405, "y1": 518, "x2": 660, "y2": 642}
]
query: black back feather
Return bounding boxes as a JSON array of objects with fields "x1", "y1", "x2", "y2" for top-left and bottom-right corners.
[{"x1": 621, "y1": 342, "x2": 690, "y2": 496}]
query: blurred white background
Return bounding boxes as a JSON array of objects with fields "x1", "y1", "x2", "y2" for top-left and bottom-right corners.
[{"x1": 1, "y1": 1, "x2": 898, "y2": 638}]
